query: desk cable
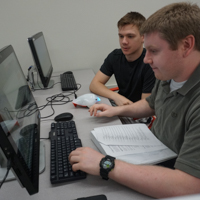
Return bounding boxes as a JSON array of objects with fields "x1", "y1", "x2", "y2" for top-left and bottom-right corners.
[
  {"x1": 30, "y1": 92, "x2": 73, "y2": 119},
  {"x1": 5, "y1": 92, "x2": 75, "y2": 121}
]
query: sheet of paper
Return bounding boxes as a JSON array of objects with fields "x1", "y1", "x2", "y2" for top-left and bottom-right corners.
[
  {"x1": 117, "y1": 148, "x2": 177, "y2": 165},
  {"x1": 93, "y1": 124, "x2": 163, "y2": 146},
  {"x1": 99, "y1": 142, "x2": 167, "y2": 157},
  {"x1": 91, "y1": 124, "x2": 177, "y2": 164}
]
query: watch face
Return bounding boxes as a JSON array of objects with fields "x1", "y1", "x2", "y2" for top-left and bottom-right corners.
[{"x1": 102, "y1": 160, "x2": 113, "y2": 169}]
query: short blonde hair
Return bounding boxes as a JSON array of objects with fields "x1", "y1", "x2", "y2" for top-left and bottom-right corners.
[
  {"x1": 117, "y1": 12, "x2": 146, "y2": 33},
  {"x1": 140, "y1": 2, "x2": 200, "y2": 50}
]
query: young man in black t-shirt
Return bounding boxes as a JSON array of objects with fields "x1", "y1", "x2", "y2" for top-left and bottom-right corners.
[{"x1": 89, "y1": 12, "x2": 155, "y2": 106}]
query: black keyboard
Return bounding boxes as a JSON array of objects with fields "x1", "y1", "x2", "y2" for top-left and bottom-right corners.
[
  {"x1": 49, "y1": 121, "x2": 86, "y2": 184},
  {"x1": 60, "y1": 73, "x2": 78, "y2": 91}
]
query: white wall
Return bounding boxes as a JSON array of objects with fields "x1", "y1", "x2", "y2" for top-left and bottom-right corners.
[{"x1": 0, "y1": 0, "x2": 200, "y2": 87}]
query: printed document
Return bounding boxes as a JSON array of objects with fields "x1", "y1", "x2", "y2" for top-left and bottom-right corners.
[{"x1": 91, "y1": 124, "x2": 177, "y2": 164}]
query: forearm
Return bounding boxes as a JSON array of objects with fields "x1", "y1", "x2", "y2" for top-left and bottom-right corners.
[
  {"x1": 69, "y1": 147, "x2": 200, "y2": 198},
  {"x1": 89, "y1": 81, "x2": 118, "y2": 100},
  {"x1": 115, "y1": 98, "x2": 155, "y2": 118},
  {"x1": 110, "y1": 160, "x2": 200, "y2": 199}
]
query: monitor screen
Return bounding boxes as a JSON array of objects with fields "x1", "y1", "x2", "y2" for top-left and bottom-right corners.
[
  {"x1": 28, "y1": 32, "x2": 54, "y2": 88},
  {"x1": 0, "y1": 45, "x2": 40, "y2": 195}
]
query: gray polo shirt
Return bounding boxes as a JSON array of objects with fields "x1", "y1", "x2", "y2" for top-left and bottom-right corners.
[{"x1": 146, "y1": 64, "x2": 200, "y2": 178}]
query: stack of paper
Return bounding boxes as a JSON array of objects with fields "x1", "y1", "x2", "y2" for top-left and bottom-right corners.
[{"x1": 91, "y1": 124, "x2": 177, "y2": 165}]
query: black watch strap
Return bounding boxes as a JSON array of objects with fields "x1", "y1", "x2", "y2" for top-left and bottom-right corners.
[{"x1": 100, "y1": 155, "x2": 115, "y2": 180}]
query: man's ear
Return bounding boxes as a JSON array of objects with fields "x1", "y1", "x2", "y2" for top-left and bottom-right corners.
[
  {"x1": 141, "y1": 35, "x2": 144, "y2": 43},
  {"x1": 182, "y1": 35, "x2": 195, "y2": 57}
]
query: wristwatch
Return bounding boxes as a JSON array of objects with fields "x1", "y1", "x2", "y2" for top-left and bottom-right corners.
[{"x1": 99, "y1": 155, "x2": 115, "y2": 180}]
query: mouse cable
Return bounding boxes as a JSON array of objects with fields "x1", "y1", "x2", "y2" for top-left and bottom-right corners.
[
  {"x1": 28, "y1": 92, "x2": 71, "y2": 119},
  {"x1": 5, "y1": 90, "x2": 75, "y2": 120},
  {"x1": 15, "y1": 92, "x2": 73, "y2": 119},
  {"x1": 39, "y1": 92, "x2": 74, "y2": 119},
  {"x1": 73, "y1": 89, "x2": 77, "y2": 99},
  {"x1": 76, "y1": 83, "x2": 81, "y2": 91},
  {"x1": 72, "y1": 83, "x2": 80, "y2": 99},
  {"x1": 0, "y1": 158, "x2": 12, "y2": 189},
  {"x1": 6, "y1": 92, "x2": 74, "y2": 120},
  {"x1": 71, "y1": 83, "x2": 81, "y2": 99},
  {"x1": 39, "y1": 92, "x2": 71, "y2": 119}
]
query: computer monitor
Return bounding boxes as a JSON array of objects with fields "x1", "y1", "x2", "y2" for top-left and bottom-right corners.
[
  {"x1": 28, "y1": 32, "x2": 54, "y2": 89},
  {"x1": 0, "y1": 45, "x2": 44, "y2": 195}
]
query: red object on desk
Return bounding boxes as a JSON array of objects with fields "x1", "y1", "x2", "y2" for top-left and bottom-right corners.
[{"x1": 109, "y1": 87, "x2": 119, "y2": 91}]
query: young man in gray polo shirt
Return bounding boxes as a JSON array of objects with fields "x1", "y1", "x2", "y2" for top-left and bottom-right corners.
[{"x1": 69, "y1": 2, "x2": 200, "y2": 198}]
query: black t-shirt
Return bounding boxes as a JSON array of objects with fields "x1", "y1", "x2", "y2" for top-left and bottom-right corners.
[{"x1": 100, "y1": 48, "x2": 155, "y2": 102}]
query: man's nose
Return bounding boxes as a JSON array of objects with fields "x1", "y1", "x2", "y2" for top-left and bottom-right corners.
[
  {"x1": 122, "y1": 37, "x2": 128, "y2": 44},
  {"x1": 143, "y1": 53, "x2": 152, "y2": 64}
]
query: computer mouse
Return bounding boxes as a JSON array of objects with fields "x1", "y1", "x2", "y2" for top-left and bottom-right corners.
[
  {"x1": 72, "y1": 93, "x2": 101, "y2": 108},
  {"x1": 54, "y1": 112, "x2": 73, "y2": 122},
  {"x1": 63, "y1": 71, "x2": 72, "y2": 74}
]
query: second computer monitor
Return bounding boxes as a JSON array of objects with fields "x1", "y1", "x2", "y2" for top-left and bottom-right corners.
[{"x1": 28, "y1": 32, "x2": 54, "y2": 89}]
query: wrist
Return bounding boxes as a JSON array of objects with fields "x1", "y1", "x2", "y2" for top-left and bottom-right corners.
[
  {"x1": 99, "y1": 155, "x2": 115, "y2": 180},
  {"x1": 109, "y1": 91, "x2": 120, "y2": 100}
]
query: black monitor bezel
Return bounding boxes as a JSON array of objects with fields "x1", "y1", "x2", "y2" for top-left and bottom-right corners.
[
  {"x1": 0, "y1": 45, "x2": 40, "y2": 195},
  {"x1": 28, "y1": 32, "x2": 53, "y2": 88}
]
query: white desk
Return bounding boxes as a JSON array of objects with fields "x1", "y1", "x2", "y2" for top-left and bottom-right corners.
[
  {"x1": 160, "y1": 194, "x2": 200, "y2": 200},
  {"x1": 1, "y1": 69, "x2": 152, "y2": 200}
]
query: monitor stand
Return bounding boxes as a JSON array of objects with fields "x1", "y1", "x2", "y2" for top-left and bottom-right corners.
[
  {"x1": 0, "y1": 141, "x2": 45, "y2": 182},
  {"x1": 27, "y1": 65, "x2": 54, "y2": 90},
  {"x1": 32, "y1": 79, "x2": 54, "y2": 90}
]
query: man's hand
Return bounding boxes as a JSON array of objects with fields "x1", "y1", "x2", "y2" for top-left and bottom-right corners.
[
  {"x1": 89, "y1": 103, "x2": 119, "y2": 117},
  {"x1": 112, "y1": 94, "x2": 133, "y2": 106},
  {"x1": 69, "y1": 147, "x2": 104, "y2": 176}
]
